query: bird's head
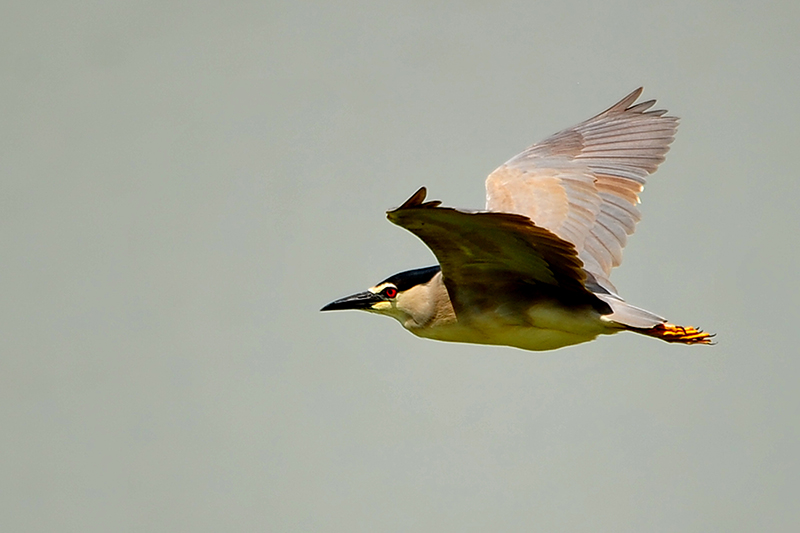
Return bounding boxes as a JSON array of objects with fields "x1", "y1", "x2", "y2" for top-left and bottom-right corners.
[{"x1": 320, "y1": 265, "x2": 443, "y2": 329}]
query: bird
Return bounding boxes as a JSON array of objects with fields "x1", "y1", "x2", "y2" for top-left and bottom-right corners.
[{"x1": 321, "y1": 88, "x2": 713, "y2": 351}]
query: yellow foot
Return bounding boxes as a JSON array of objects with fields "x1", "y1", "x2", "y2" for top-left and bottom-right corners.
[{"x1": 636, "y1": 322, "x2": 715, "y2": 345}]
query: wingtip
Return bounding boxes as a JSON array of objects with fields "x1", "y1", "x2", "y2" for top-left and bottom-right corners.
[
  {"x1": 402, "y1": 186, "x2": 428, "y2": 208},
  {"x1": 607, "y1": 87, "x2": 645, "y2": 114},
  {"x1": 387, "y1": 187, "x2": 443, "y2": 220}
]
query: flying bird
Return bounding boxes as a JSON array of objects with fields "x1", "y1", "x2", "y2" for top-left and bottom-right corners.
[{"x1": 322, "y1": 88, "x2": 712, "y2": 351}]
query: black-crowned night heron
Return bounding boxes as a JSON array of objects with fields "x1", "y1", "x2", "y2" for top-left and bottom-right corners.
[{"x1": 322, "y1": 88, "x2": 712, "y2": 351}]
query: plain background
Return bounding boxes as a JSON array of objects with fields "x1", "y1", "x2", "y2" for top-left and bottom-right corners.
[{"x1": 3, "y1": 1, "x2": 799, "y2": 531}]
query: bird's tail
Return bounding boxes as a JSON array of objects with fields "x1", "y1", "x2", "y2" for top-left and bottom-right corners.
[{"x1": 596, "y1": 294, "x2": 713, "y2": 345}]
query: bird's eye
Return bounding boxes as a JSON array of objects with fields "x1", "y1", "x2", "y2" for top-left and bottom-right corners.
[{"x1": 382, "y1": 287, "x2": 398, "y2": 298}]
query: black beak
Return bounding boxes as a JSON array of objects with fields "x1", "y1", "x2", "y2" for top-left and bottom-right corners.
[{"x1": 320, "y1": 291, "x2": 383, "y2": 311}]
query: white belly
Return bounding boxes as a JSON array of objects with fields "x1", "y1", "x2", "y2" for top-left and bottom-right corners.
[{"x1": 411, "y1": 303, "x2": 615, "y2": 351}]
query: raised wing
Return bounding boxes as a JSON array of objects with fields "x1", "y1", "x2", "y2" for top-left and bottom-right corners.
[
  {"x1": 485, "y1": 88, "x2": 678, "y2": 286},
  {"x1": 387, "y1": 188, "x2": 604, "y2": 315}
]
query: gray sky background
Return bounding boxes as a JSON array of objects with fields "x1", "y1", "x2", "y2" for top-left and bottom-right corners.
[{"x1": 3, "y1": 1, "x2": 799, "y2": 531}]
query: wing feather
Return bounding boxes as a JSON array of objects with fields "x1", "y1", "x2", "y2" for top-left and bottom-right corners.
[
  {"x1": 387, "y1": 188, "x2": 603, "y2": 315},
  {"x1": 486, "y1": 88, "x2": 677, "y2": 281}
]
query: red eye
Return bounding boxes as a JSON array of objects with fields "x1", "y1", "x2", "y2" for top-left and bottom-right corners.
[{"x1": 383, "y1": 287, "x2": 398, "y2": 298}]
